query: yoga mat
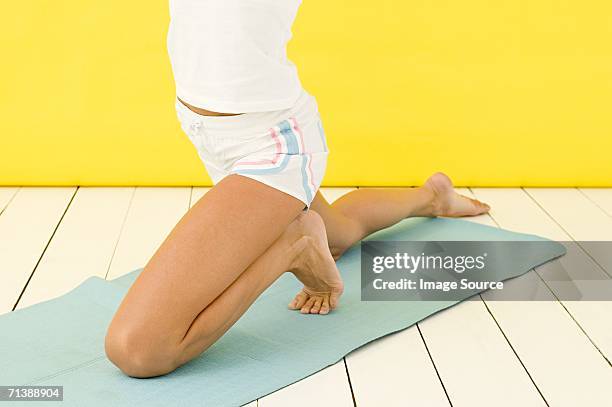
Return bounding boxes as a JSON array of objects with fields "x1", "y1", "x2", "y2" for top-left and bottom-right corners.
[{"x1": 1, "y1": 218, "x2": 565, "y2": 406}]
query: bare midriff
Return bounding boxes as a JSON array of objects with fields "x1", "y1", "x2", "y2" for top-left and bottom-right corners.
[{"x1": 177, "y1": 97, "x2": 243, "y2": 117}]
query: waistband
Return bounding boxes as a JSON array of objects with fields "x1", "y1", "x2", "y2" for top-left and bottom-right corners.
[{"x1": 175, "y1": 88, "x2": 316, "y2": 136}]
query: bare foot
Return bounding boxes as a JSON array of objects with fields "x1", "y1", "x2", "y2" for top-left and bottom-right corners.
[
  {"x1": 423, "y1": 172, "x2": 491, "y2": 217},
  {"x1": 286, "y1": 211, "x2": 344, "y2": 315}
]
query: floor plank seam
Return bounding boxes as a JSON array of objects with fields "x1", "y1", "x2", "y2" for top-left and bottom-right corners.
[
  {"x1": 467, "y1": 188, "x2": 551, "y2": 405},
  {"x1": 522, "y1": 188, "x2": 612, "y2": 278},
  {"x1": 0, "y1": 186, "x2": 20, "y2": 216},
  {"x1": 103, "y1": 187, "x2": 137, "y2": 281},
  {"x1": 188, "y1": 186, "x2": 194, "y2": 209},
  {"x1": 342, "y1": 357, "x2": 358, "y2": 407},
  {"x1": 416, "y1": 323, "x2": 453, "y2": 407},
  {"x1": 578, "y1": 188, "x2": 612, "y2": 219},
  {"x1": 531, "y1": 268, "x2": 612, "y2": 367},
  {"x1": 521, "y1": 188, "x2": 577, "y2": 240},
  {"x1": 474, "y1": 188, "x2": 612, "y2": 366},
  {"x1": 478, "y1": 294, "x2": 550, "y2": 407},
  {"x1": 12, "y1": 186, "x2": 79, "y2": 311}
]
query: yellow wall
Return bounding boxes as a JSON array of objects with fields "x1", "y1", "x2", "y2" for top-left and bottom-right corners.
[{"x1": 1, "y1": 1, "x2": 611, "y2": 186}]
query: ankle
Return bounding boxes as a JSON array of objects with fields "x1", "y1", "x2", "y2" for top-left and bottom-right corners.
[{"x1": 410, "y1": 185, "x2": 437, "y2": 217}]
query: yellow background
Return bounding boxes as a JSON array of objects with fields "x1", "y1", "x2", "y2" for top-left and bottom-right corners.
[{"x1": 1, "y1": 1, "x2": 611, "y2": 186}]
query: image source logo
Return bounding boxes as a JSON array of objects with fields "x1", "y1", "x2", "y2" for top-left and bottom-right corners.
[{"x1": 360, "y1": 241, "x2": 611, "y2": 301}]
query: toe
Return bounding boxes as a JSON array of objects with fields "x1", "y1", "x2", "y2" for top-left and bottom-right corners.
[
  {"x1": 310, "y1": 297, "x2": 323, "y2": 314},
  {"x1": 289, "y1": 291, "x2": 309, "y2": 310},
  {"x1": 470, "y1": 198, "x2": 491, "y2": 214},
  {"x1": 319, "y1": 297, "x2": 330, "y2": 315},
  {"x1": 301, "y1": 297, "x2": 316, "y2": 314},
  {"x1": 330, "y1": 289, "x2": 342, "y2": 310},
  {"x1": 447, "y1": 194, "x2": 491, "y2": 217}
]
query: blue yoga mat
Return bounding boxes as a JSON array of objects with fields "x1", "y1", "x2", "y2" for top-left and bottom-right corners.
[{"x1": 1, "y1": 217, "x2": 565, "y2": 406}]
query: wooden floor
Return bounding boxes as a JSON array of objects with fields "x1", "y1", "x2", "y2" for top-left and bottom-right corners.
[{"x1": 1, "y1": 187, "x2": 611, "y2": 406}]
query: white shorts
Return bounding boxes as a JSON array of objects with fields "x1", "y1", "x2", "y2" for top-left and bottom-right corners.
[{"x1": 175, "y1": 89, "x2": 329, "y2": 208}]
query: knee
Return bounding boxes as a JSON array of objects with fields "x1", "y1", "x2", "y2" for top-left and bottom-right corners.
[
  {"x1": 104, "y1": 325, "x2": 178, "y2": 378},
  {"x1": 328, "y1": 220, "x2": 366, "y2": 260},
  {"x1": 329, "y1": 245, "x2": 346, "y2": 260}
]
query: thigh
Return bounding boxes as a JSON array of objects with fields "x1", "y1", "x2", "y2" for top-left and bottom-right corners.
[{"x1": 108, "y1": 174, "x2": 305, "y2": 346}]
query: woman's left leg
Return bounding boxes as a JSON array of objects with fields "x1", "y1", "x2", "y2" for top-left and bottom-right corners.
[{"x1": 310, "y1": 172, "x2": 491, "y2": 260}]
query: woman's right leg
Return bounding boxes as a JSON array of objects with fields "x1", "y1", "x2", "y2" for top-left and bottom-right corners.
[
  {"x1": 174, "y1": 206, "x2": 342, "y2": 372},
  {"x1": 105, "y1": 175, "x2": 342, "y2": 378}
]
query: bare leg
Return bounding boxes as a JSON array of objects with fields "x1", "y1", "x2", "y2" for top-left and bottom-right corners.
[
  {"x1": 105, "y1": 175, "x2": 342, "y2": 378},
  {"x1": 176, "y1": 210, "x2": 342, "y2": 372},
  {"x1": 311, "y1": 172, "x2": 491, "y2": 259}
]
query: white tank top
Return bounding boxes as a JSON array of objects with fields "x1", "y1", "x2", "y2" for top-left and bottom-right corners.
[{"x1": 167, "y1": 0, "x2": 304, "y2": 113}]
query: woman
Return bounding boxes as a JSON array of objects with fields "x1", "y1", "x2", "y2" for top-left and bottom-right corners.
[{"x1": 104, "y1": 0, "x2": 490, "y2": 378}]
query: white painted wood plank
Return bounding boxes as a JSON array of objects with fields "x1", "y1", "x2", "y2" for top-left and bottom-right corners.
[
  {"x1": 578, "y1": 188, "x2": 612, "y2": 277},
  {"x1": 258, "y1": 361, "x2": 353, "y2": 407},
  {"x1": 318, "y1": 187, "x2": 356, "y2": 204},
  {"x1": 15, "y1": 187, "x2": 134, "y2": 309},
  {"x1": 473, "y1": 299, "x2": 611, "y2": 407},
  {"x1": 0, "y1": 187, "x2": 75, "y2": 314},
  {"x1": 526, "y1": 188, "x2": 612, "y2": 279},
  {"x1": 469, "y1": 188, "x2": 612, "y2": 407},
  {"x1": 106, "y1": 187, "x2": 191, "y2": 280},
  {"x1": 580, "y1": 188, "x2": 612, "y2": 217},
  {"x1": 414, "y1": 188, "x2": 545, "y2": 406},
  {"x1": 0, "y1": 187, "x2": 19, "y2": 214},
  {"x1": 420, "y1": 300, "x2": 546, "y2": 407},
  {"x1": 346, "y1": 326, "x2": 449, "y2": 407},
  {"x1": 525, "y1": 188, "x2": 612, "y2": 241},
  {"x1": 470, "y1": 188, "x2": 566, "y2": 240},
  {"x1": 471, "y1": 188, "x2": 612, "y2": 360}
]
